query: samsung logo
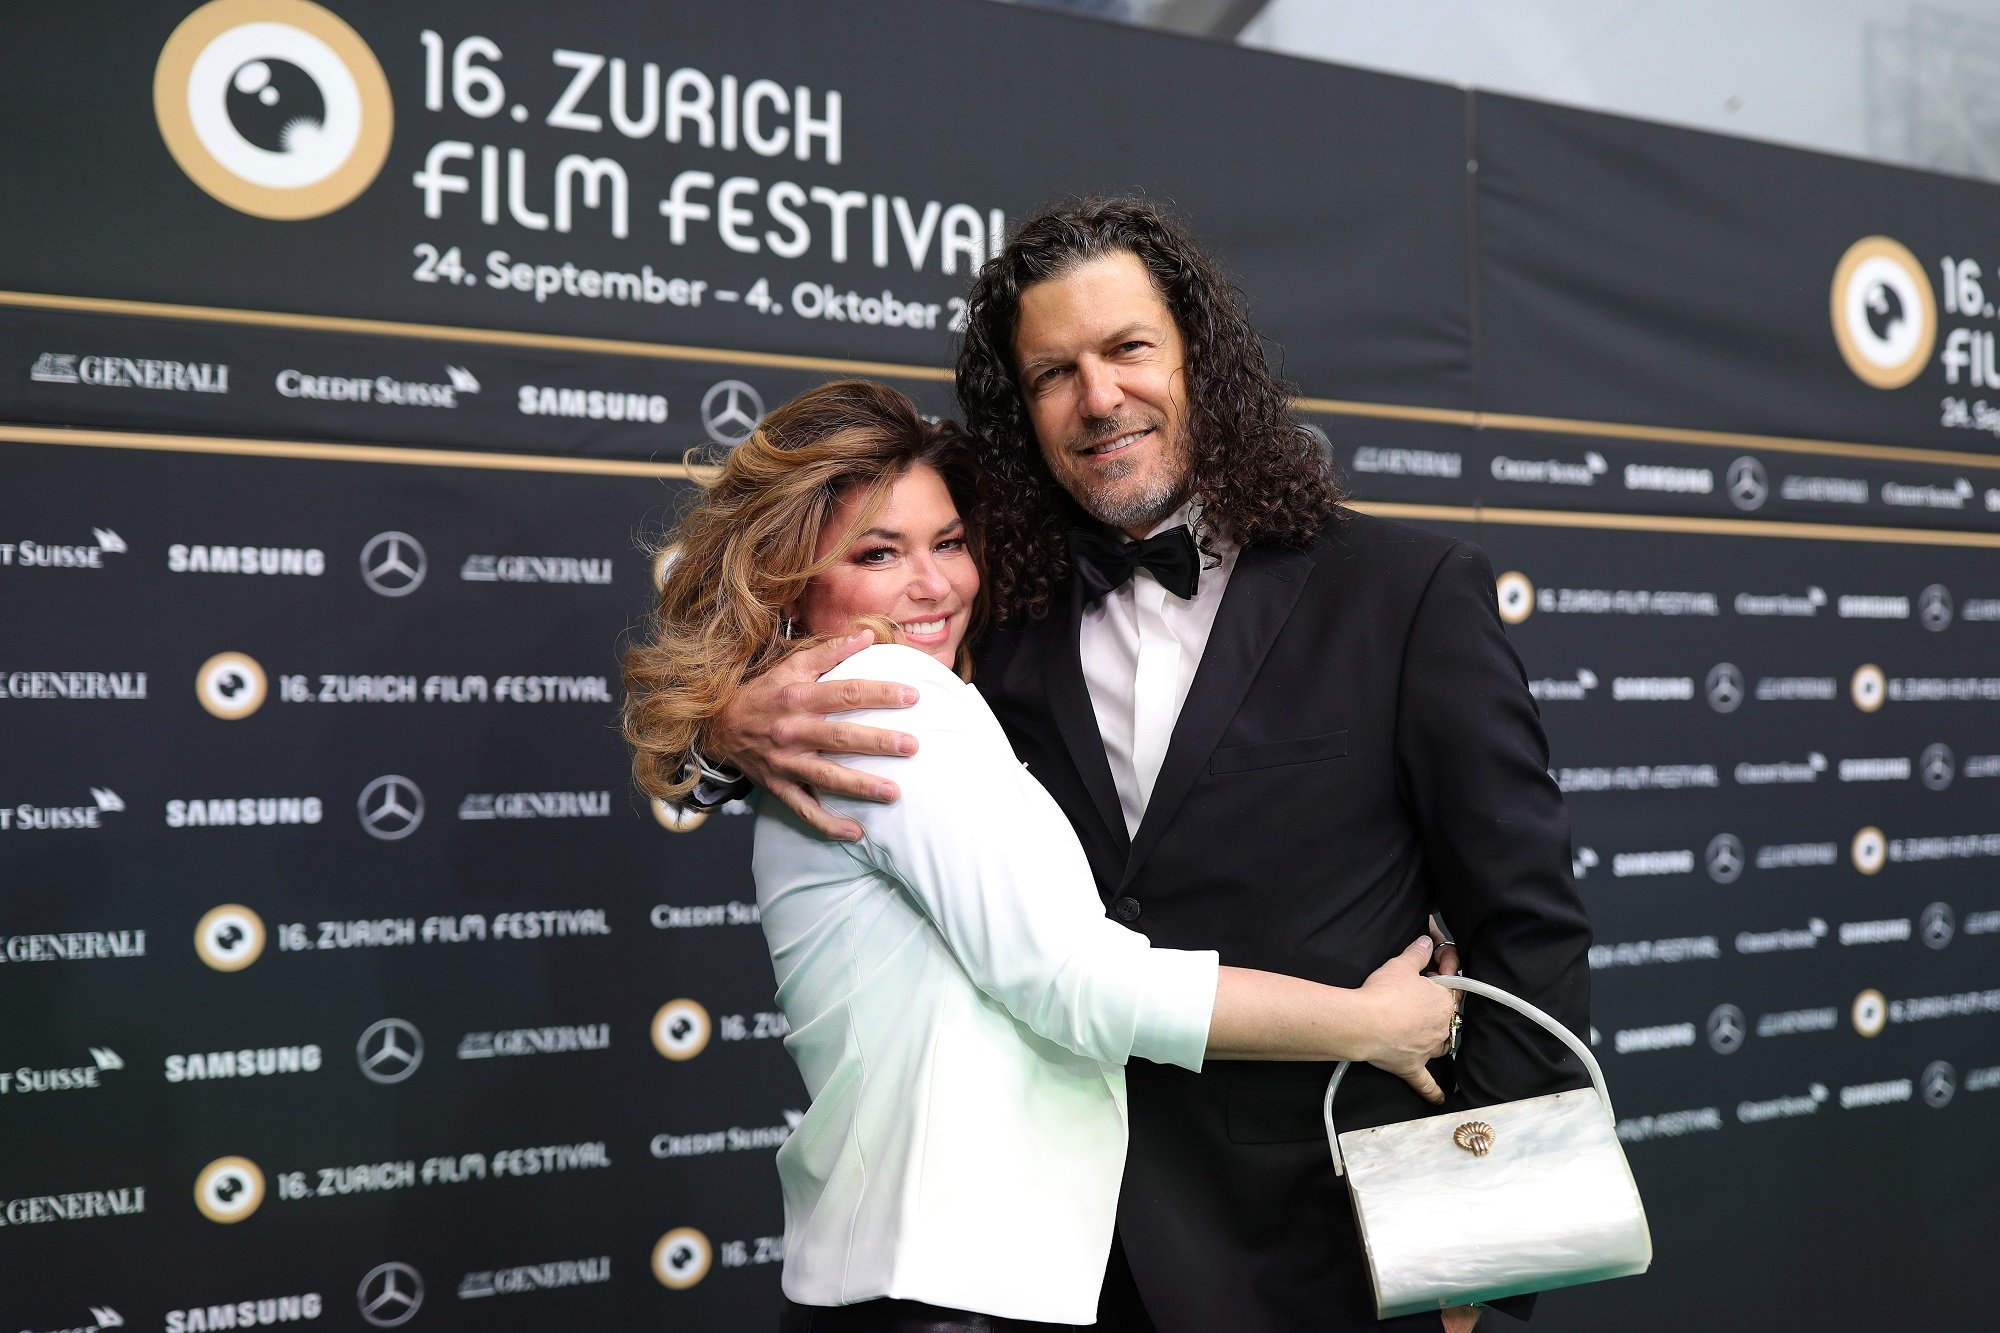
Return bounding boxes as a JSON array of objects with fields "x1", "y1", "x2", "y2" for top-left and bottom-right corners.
[
  {"x1": 517, "y1": 385, "x2": 668, "y2": 421},
  {"x1": 1837, "y1": 595, "x2": 1909, "y2": 619},
  {"x1": 1612, "y1": 1023, "x2": 1695, "y2": 1054},
  {"x1": 167, "y1": 797, "x2": 324, "y2": 828},
  {"x1": 1623, "y1": 464, "x2": 1712, "y2": 494},
  {"x1": 169, "y1": 545, "x2": 325, "y2": 576}
]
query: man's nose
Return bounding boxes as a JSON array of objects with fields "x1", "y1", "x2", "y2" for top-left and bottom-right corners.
[{"x1": 1077, "y1": 359, "x2": 1123, "y2": 419}]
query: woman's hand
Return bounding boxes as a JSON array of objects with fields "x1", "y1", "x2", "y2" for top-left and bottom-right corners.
[
  {"x1": 706, "y1": 630, "x2": 920, "y2": 840},
  {"x1": 1355, "y1": 938, "x2": 1459, "y2": 1103}
]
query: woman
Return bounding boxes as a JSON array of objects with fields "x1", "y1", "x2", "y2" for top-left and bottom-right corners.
[{"x1": 624, "y1": 380, "x2": 1454, "y2": 1330}]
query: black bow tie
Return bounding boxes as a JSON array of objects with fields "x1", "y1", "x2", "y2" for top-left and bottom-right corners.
[{"x1": 1068, "y1": 524, "x2": 1201, "y2": 604}]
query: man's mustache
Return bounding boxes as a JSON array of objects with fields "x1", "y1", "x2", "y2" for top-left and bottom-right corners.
[{"x1": 1070, "y1": 414, "x2": 1160, "y2": 451}]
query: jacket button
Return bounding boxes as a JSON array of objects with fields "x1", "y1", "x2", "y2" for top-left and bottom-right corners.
[{"x1": 1112, "y1": 897, "x2": 1141, "y2": 922}]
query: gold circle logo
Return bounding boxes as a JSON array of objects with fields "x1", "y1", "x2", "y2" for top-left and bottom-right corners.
[
  {"x1": 1494, "y1": 571, "x2": 1534, "y2": 626},
  {"x1": 196, "y1": 651, "x2": 268, "y2": 720},
  {"x1": 194, "y1": 1155, "x2": 266, "y2": 1223},
  {"x1": 1851, "y1": 826, "x2": 1887, "y2": 875},
  {"x1": 155, "y1": 0, "x2": 392, "y2": 219},
  {"x1": 652, "y1": 797, "x2": 709, "y2": 834},
  {"x1": 652, "y1": 999, "x2": 712, "y2": 1061},
  {"x1": 1830, "y1": 237, "x2": 1936, "y2": 390},
  {"x1": 1851, "y1": 988, "x2": 1887, "y2": 1038},
  {"x1": 195, "y1": 903, "x2": 267, "y2": 972},
  {"x1": 1850, "y1": 664, "x2": 1885, "y2": 713},
  {"x1": 653, "y1": 1227, "x2": 713, "y2": 1289}
]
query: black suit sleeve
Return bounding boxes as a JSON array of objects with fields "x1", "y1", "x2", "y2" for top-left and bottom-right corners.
[{"x1": 1392, "y1": 540, "x2": 1593, "y2": 1109}]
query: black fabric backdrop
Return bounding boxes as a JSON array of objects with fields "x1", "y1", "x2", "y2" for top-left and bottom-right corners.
[{"x1": 3, "y1": 3, "x2": 1998, "y2": 1329}]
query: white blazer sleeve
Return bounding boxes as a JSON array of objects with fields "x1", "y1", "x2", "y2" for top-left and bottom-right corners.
[{"x1": 820, "y1": 645, "x2": 1216, "y2": 1072}]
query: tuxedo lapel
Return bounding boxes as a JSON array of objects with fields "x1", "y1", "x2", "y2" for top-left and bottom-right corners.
[
  {"x1": 1001, "y1": 577, "x2": 1127, "y2": 863},
  {"x1": 1121, "y1": 543, "x2": 1316, "y2": 889}
]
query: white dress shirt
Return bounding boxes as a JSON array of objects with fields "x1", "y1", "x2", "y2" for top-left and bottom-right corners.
[
  {"x1": 1079, "y1": 508, "x2": 1238, "y2": 837},
  {"x1": 752, "y1": 644, "x2": 1220, "y2": 1323}
]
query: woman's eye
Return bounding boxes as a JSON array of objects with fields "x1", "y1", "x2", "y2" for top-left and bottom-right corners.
[
  {"x1": 857, "y1": 546, "x2": 897, "y2": 565},
  {"x1": 937, "y1": 536, "x2": 968, "y2": 553}
]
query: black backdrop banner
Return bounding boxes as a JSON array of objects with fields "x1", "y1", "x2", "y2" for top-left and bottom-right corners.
[{"x1": 3, "y1": 3, "x2": 1998, "y2": 1330}]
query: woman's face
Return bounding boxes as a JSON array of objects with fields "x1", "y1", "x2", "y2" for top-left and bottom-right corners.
[{"x1": 793, "y1": 463, "x2": 980, "y2": 668}]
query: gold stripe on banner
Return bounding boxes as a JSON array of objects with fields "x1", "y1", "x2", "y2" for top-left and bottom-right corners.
[
  {"x1": 5, "y1": 289, "x2": 1999, "y2": 470},
  {"x1": 1355, "y1": 501, "x2": 2000, "y2": 549},
  {"x1": 1288, "y1": 401, "x2": 2000, "y2": 473},
  {"x1": 6, "y1": 422, "x2": 2000, "y2": 547},
  {"x1": 0, "y1": 290, "x2": 955, "y2": 383},
  {"x1": 0, "y1": 423, "x2": 702, "y2": 479}
]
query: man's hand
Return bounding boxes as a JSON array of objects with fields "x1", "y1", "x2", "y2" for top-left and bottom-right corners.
[
  {"x1": 1441, "y1": 1305, "x2": 1481, "y2": 1332},
  {"x1": 707, "y1": 630, "x2": 919, "y2": 840},
  {"x1": 1356, "y1": 938, "x2": 1457, "y2": 1103}
]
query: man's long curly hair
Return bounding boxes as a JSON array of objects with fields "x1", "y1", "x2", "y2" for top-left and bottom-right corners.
[{"x1": 955, "y1": 196, "x2": 1342, "y2": 623}]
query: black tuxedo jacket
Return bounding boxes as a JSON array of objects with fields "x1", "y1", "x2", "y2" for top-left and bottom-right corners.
[{"x1": 976, "y1": 510, "x2": 1593, "y2": 1332}]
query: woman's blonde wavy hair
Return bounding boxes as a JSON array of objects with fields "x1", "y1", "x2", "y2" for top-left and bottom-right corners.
[{"x1": 623, "y1": 379, "x2": 985, "y2": 804}]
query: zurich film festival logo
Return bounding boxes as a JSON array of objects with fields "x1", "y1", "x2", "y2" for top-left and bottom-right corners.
[
  {"x1": 1494, "y1": 572, "x2": 1534, "y2": 626},
  {"x1": 652, "y1": 999, "x2": 712, "y2": 1061},
  {"x1": 195, "y1": 903, "x2": 267, "y2": 972},
  {"x1": 1830, "y1": 236, "x2": 1937, "y2": 390},
  {"x1": 154, "y1": 0, "x2": 392, "y2": 220},
  {"x1": 194, "y1": 1155, "x2": 266, "y2": 1223},
  {"x1": 653, "y1": 1227, "x2": 713, "y2": 1290},
  {"x1": 196, "y1": 651, "x2": 268, "y2": 720}
]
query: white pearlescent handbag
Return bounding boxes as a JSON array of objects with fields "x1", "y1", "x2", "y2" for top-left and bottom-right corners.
[{"x1": 1323, "y1": 975, "x2": 1652, "y2": 1319}]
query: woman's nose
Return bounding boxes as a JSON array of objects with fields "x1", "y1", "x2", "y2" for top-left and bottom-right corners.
[{"x1": 908, "y1": 555, "x2": 950, "y2": 599}]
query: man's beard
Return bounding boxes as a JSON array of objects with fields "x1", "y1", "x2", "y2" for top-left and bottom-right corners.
[{"x1": 1064, "y1": 417, "x2": 1192, "y2": 532}]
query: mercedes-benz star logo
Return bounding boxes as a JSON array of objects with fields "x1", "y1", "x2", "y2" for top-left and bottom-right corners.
[
  {"x1": 1917, "y1": 583, "x2": 1953, "y2": 632},
  {"x1": 1922, "y1": 1060, "x2": 1957, "y2": 1109},
  {"x1": 1919, "y1": 902, "x2": 1956, "y2": 950},
  {"x1": 357, "y1": 1018, "x2": 424, "y2": 1084},
  {"x1": 1705, "y1": 662, "x2": 1745, "y2": 713},
  {"x1": 1705, "y1": 833, "x2": 1745, "y2": 884},
  {"x1": 1726, "y1": 456, "x2": 1768, "y2": 511},
  {"x1": 1706, "y1": 1003, "x2": 1746, "y2": 1054},
  {"x1": 360, "y1": 532, "x2": 427, "y2": 598},
  {"x1": 357, "y1": 775, "x2": 424, "y2": 841},
  {"x1": 701, "y1": 379, "x2": 764, "y2": 446},
  {"x1": 357, "y1": 1262, "x2": 424, "y2": 1328},
  {"x1": 1920, "y1": 743, "x2": 1956, "y2": 791}
]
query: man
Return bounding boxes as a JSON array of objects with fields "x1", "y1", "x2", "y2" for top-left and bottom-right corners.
[{"x1": 707, "y1": 198, "x2": 1591, "y2": 1331}]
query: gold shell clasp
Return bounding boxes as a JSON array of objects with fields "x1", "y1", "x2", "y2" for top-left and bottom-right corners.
[{"x1": 1453, "y1": 1121, "x2": 1495, "y2": 1156}]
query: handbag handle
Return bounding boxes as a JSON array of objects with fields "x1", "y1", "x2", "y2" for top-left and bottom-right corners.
[{"x1": 1324, "y1": 975, "x2": 1612, "y2": 1177}]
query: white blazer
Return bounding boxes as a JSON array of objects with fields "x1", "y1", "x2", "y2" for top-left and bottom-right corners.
[{"x1": 753, "y1": 644, "x2": 1219, "y2": 1324}]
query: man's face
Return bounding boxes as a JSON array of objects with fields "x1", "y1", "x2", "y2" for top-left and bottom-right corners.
[{"x1": 1012, "y1": 250, "x2": 1193, "y2": 538}]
